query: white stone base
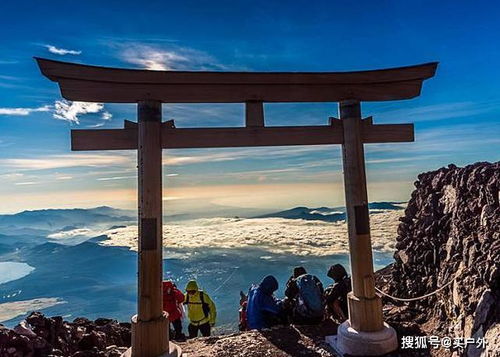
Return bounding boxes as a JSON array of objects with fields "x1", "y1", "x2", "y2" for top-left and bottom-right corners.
[
  {"x1": 121, "y1": 342, "x2": 182, "y2": 357},
  {"x1": 326, "y1": 320, "x2": 398, "y2": 356}
]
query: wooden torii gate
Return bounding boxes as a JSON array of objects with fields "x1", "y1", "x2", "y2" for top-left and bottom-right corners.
[{"x1": 36, "y1": 58, "x2": 437, "y2": 357}]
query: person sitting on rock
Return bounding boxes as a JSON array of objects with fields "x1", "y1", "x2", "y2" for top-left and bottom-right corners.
[
  {"x1": 324, "y1": 264, "x2": 352, "y2": 323},
  {"x1": 284, "y1": 266, "x2": 307, "y2": 298},
  {"x1": 284, "y1": 266, "x2": 324, "y2": 324},
  {"x1": 238, "y1": 291, "x2": 248, "y2": 331},
  {"x1": 162, "y1": 280, "x2": 186, "y2": 341},
  {"x1": 246, "y1": 275, "x2": 284, "y2": 330},
  {"x1": 184, "y1": 280, "x2": 217, "y2": 338}
]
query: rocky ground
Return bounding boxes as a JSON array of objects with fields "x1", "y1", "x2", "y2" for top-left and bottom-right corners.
[
  {"x1": 380, "y1": 162, "x2": 499, "y2": 357},
  {"x1": 1, "y1": 162, "x2": 498, "y2": 356},
  {"x1": 0, "y1": 314, "x2": 432, "y2": 357},
  {"x1": 0, "y1": 312, "x2": 130, "y2": 356}
]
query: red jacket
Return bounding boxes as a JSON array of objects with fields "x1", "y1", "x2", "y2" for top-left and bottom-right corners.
[{"x1": 162, "y1": 281, "x2": 185, "y2": 321}]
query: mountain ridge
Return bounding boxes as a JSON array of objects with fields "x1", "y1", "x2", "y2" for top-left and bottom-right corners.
[{"x1": 256, "y1": 201, "x2": 404, "y2": 222}]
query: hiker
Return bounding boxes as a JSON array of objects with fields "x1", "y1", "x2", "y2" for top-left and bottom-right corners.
[
  {"x1": 238, "y1": 291, "x2": 248, "y2": 331},
  {"x1": 284, "y1": 266, "x2": 324, "y2": 324},
  {"x1": 246, "y1": 275, "x2": 284, "y2": 330},
  {"x1": 184, "y1": 280, "x2": 217, "y2": 338},
  {"x1": 162, "y1": 280, "x2": 186, "y2": 341},
  {"x1": 324, "y1": 264, "x2": 352, "y2": 323},
  {"x1": 284, "y1": 266, "x2": 307, "y2": 299}
]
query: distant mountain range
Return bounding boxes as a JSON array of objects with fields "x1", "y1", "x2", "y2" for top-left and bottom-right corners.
[
  {"x1": 0, "y1": 202, "x2": 406, "y2": 238},
  {"x1": 0, "y1": 207, "x2": 135, "y2": 235},
  {"x1": 256, "y1": 202, "x2": 404, "y2": 222},
  {"x1": 0, "y1": 203, "x2": 400, "y2": 329}
]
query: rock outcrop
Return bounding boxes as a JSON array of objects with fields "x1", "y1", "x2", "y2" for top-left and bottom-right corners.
[
  {"x1": 383, "y1": 162, "x2": 499, "y2": 356},
  {"x1": 0, "y1": 312, "x2": 130, "y2": 356}
]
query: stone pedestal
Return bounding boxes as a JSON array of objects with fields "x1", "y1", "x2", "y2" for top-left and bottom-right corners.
[
  {"x1": 328, "y1": 320, "x2": 398, "y2": 356},
  {"x1": 121, "y1": 343, "x2": 182, "y2": 357}
]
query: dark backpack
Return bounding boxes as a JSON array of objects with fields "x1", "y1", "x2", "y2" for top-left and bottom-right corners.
[
  {"x1": 295, "y1": 274, "x2": 324, "y2": 318},
  {"x1": 325, "y1": 277, "x2": 351, "y2": 317},
  {"x1": 186, "y1": 291, "x2": 210, "y2": 318}
]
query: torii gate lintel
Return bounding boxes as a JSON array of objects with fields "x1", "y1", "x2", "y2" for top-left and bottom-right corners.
[
  {"x1": 70, "y1": 119, "x2": 414, "y2": 151},
  {"x1": 36, "y1": 58, "x2": 437, "y2": 357}
]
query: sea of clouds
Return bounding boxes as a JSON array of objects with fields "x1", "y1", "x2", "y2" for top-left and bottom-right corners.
[{"x1": 99, "y1": 210, "x2": 403, "y2": 256}]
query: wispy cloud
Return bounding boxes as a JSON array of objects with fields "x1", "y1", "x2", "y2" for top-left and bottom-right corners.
[
  {"x1": 102, "y1": 111, "x2": 112, "y2": 120},
  {"x1": 0, "y1": 105, "x2": 51, "y2": 116},
  {"x1": 0, "y1": 60, "x2": 18, "y2": 65},
  {"x1": 86, "y1": 123, "x2": 105, "y2": 128},
  {"x1": 97, "y1": 176, "x2": 135, "y2": 181},
  {"x1": 0, "y1": 75, "x2": 20, "y2": 81},
  {"x1": 163, "y1": 146, "x2": 333, "y2": 166},
  {"x1": 45, "y1": 45, "x2": 82, "y2": 56},
  {"x1": 119, "y1": 44, "x2": 228, "y2": 71},
  {"x1": 0, "y1": 153, "x2": 133, "y2": 171},
  {"x1": 375, "y1": 101, "x2": 500, "y2": 123},
  {"x1": 53, "y1": 100, "x2": 104, "y2": 124}
]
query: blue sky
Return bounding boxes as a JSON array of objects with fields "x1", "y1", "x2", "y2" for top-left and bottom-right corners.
[{"x1": 0, "y1": 0, "x2": 499, "y2": 214}]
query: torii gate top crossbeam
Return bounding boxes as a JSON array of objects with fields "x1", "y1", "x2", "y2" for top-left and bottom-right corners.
[{"x1": 35, "y1": 58, "x2": 437, "y2": 103}]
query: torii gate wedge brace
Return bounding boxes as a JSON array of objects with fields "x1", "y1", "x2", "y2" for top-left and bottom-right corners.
[{"x1": 36, "y1": 57, "x2": 437, "y2": 357}]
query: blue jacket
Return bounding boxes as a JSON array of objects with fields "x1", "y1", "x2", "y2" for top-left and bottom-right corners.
[{"x1": 246, "y1": 275, "x2": 282, "y2": 330}]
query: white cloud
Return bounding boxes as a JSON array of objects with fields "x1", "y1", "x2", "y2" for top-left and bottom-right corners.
[
  {"x1": 0, "y1": 100, "x2": 111, "y2": 124},
  {"x1": 120, "y1": 44, "x2": 227, "y2": 71},
  {"x1": 102, "y1": 111, "x2": 112, "y2": 120},
  {"x1": 53, "y1": 100, "x2": 104, "y2": 124},
  {"x1": 45, "y1": 45, "x2": 82, "y2": 56},
  {"x1": 0, "y1": 105, "x2": 51, "y2": 116},
  {"x1": 47, "y1": 228, "x2": 96, "y2": 240}
]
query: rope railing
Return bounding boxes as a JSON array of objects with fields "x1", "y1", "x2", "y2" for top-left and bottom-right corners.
[{"x1": 375, "y1": 275, "x2": 458, "y2": 302}]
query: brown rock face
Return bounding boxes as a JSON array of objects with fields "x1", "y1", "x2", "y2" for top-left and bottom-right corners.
[
  {"x1": 0, "y1": 312, "x2": 130, "y2": 356},
  {"x1": 385, "y1": 162, "x2": 499, "y2": 356}
]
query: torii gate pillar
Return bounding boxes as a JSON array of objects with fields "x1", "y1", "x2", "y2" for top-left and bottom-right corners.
[
  {"x1": 125, "y1": 101, "x2": 180, "y2": 357},
  {"x1": 335, "y1": 100, "x2": 398, "y2": 355}
]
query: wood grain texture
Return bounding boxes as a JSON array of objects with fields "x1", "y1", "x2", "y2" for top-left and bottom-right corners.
[
  {"x1": 35, "y1": 57, "x2": 438, "y2": 103},
  {"x1": 54, "y1": 78, "x2": 426, "y2": 103},
  {"x1": 362, "y1": 123, "x2": 414, "y2": 143},
  {"x1": 340, "y1": 100, "x2": 384, "y2": 332},
  {"x1": 36, "y1": 57, "x2": 437, "y2": 84},
  {"x1": 71, "y1": 129, "x2": 137, "y2": 150},
  {"x1": 161, "y1": 125, "x2": 344, "y2": 148},
  {"x1": 131, "y1": 313, "x2": 170, "y2": 357},
  {"x1": 70, "y1": 123, "x2": 413, "y2": 151},
  {"x1": 137, "y1": 101, "x2": 163, "y2": 324}
]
